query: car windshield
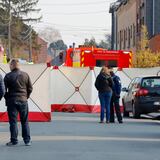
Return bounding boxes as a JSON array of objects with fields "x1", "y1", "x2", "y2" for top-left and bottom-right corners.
[{"x1": 142, "y1": 78, "x2": 160, "y2": 88}]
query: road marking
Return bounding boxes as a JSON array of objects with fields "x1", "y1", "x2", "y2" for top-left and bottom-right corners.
[
  {"x1": 31, "y1": 135, "x2": 160, "y2": 142},
  {"x1": 0, "y1": 134, "x2": 159, "y2": 143},
  {"x1": 52, "y1": 116, "x2": 160, "y2": 123},
  {"x1": 1, "y1": 131, "x2": 160, "y2": 143}
]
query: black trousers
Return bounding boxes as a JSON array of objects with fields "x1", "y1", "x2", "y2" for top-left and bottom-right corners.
[
  {"x1": 110, "y1": 96, "x2": 122, "y2": 122},
  {"x1": 7, "y1": 101, "x2": 30, "y2": 144}
]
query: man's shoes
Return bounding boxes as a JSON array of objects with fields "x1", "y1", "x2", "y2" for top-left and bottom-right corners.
[
  {"x1": 110, "y1": 121, "x2": 115, "y2": 123},
  {"x1": 6, "y1": 141, "x2": 18, "y2": 146},
  {"x1": 99, "y1": 121, "x2": 104, "y2": 123},
  {"x1": 25, "y1": 141, "x2": 31, "y2": 146},
  {"x1": 106, "y1": 121, "x2": 110, "y2": 124},
  {"x1": 119, "y1": 120, "x2": 123, "y2": 124}
]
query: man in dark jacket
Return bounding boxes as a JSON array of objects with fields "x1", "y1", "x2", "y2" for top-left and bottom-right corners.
[
  {"x1": 110, "y1": 69, "x2": 123, "y2": 123},
  {"x1": 4, "y1": 59, "x2": 33, "y2": 146}
]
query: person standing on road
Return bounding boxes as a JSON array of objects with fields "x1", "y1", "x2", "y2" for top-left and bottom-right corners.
[
  {"x1": 95, "y1": 66, "x2": 113, "y2": 123},
  {"x1": 4, "y1": 59, "x2": 33, "y2": 146},
  {"x1": 109, "y1": 69, "x2": 123, "y2": 123}
]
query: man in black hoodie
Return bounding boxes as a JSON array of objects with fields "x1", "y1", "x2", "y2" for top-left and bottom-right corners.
[{"x1": 4, "y1": 59, "x2": 33, "y2": 146}]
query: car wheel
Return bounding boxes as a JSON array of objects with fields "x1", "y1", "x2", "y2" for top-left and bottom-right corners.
[
  {"x1": 122, "y1": 101, "x2": 129, "y2": 117},
  {"x1": 132, "y1": 103, "x2": 140, "y2": 119}
]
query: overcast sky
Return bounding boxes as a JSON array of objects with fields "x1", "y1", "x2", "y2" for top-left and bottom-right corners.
[{"x1": 33, "y1": 0, "x2": 116, "y2": 46}]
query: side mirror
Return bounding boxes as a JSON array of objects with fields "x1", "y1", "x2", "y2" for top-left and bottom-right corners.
[{"x1": 122, "y1": 87, "x2": 129, "y2": 92}]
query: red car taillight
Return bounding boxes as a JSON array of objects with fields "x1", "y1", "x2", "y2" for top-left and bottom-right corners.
[{"x1": 135, "y1": 89, "x2": 149, "y2": 96}]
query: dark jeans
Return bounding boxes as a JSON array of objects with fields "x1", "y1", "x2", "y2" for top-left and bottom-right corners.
[
  {"x1": 99, "y1": 91, "x2": 112, "y2": 122},
  {"x1": 7, "y1": 101, "x2": 30, "y2": 144},
  {"x1": 110, "y1": 96, "x2": 122, "y2": 122}
]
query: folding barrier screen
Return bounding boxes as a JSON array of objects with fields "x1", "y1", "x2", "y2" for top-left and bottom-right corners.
[
  {"x1": 51, "y1": 66, "x2": 160, "y2": 113},
  {"x1": 0, "y1": 63, "x2": 51, "y2": 122},
  {"x1": 1, "y1": 63, "x2": 159, "y2": 121}
]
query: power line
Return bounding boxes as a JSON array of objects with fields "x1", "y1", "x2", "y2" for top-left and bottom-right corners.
[
  {"x1": 61, "y1": 33, "x2": 108, "y2": 38},
  {"x1": 57, "y1": 29, "x2": 109, "y2": 32},
  {"x1": 42, "y1": 10, "x2": 108, "y2": 15},
  {"x1": 21, "y1": 27, "x2": 32, "y2": 41},
  {"x1": 39, "y1": 0, "x2": 113, "y2": 6},
  {"x1": 33, "y1": 22, "x2": 111, "y2": 31},
  {"x1": 36, "y1": 21, "x2": 109, "y2": 30},
  {"x1": 35, "y1": 25, "x2": 109, "y2": 32},
  {"x1": 60, "y1": 33, "x2": 109, "y2": 36}
]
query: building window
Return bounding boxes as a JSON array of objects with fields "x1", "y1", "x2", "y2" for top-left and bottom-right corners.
[
  {"x1": 126, "y1": 28, "x2": 127, "y2": 40},
  {"x1": 136, "y1": 14, "x2": 139, "y2": 33},
  {"x1": 142, "y1": 17, "x2": 144, "y2": 25},
  {"x1": 117, "y1": 32, "x2": 119, "y2": 44},
  {"x1": 120, "y1": 30, "x2": 122, "y2": 50},
  {"x1": 131, "y1": 26, "x2": 132, "y2": 39},
  {"x1": 124, "y1": 30, "x2": 126, "y2": 49},
  {"x1": 128, "y1": 28, "x2": 130, "y2": 48},
  {"x1": 133, "y1": 24, "x2": 136, "y2": 47}
]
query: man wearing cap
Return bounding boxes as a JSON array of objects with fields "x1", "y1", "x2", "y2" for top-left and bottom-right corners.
[{"x1": 110, "y1": 69, "x2": 123, "y2": 123}]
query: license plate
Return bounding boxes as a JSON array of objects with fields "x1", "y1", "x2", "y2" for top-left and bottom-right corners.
[{"x1": 154, "y1": 102, "x2": 160, "y2": 105}]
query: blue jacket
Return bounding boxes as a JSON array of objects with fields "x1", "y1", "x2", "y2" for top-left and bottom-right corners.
[
  {"x1": 111, "y1": 73, "x2": 121, "y2": 96},
  {"x1": 0, "y1": 74, "x2": 5, "y2": 100}
]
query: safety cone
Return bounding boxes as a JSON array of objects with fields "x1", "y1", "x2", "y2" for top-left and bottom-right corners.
[{"x1": 3, "y1": 54, "x2": 7, "y2": 64}]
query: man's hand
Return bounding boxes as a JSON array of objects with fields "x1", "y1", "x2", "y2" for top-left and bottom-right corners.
[{"x1": 116, "y1": 95, "x2": 120, "y2": 98}]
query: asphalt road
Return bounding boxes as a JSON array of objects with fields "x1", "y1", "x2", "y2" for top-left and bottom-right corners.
[{"x1": 0, "y1": 112, "x2": 160, "y2": 160}]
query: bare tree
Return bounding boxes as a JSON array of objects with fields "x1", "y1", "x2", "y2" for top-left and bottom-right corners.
[{"x1": 38, "y1": 27, "x2": 62, "y2": 45}]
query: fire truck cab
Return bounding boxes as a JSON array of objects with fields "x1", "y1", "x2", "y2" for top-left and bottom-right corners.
[{"x1": 65, "y1": 45, "x2": 132, "y2": 69}]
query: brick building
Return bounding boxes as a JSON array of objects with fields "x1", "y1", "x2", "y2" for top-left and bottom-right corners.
[
  {"x1": 13, "y1": 36, "x2": 49, "y2": 64},
  {"x1": 32, "y1": 36, "x2": 49, "y2": 63},
  {"x1": 149, "y1": 34, "x2": 160, "y2": 53},
  {"x1": 109, "y1": 0, "x2": 160, "y2": 52}
]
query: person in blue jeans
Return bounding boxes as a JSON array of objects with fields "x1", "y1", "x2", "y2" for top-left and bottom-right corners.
[
  {"x1": 95, "y1": 66, "x2": 113, "y2": 123},
  {"x1": 4, "y1": 59, "x2": 33, "y2": 146}
]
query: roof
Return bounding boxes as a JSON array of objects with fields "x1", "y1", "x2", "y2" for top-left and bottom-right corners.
[{"x1": 109, "y1": 0, "x2": 129, "y2": 13}]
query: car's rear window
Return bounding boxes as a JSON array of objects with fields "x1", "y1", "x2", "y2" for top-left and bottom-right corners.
[{"x1": 142, "y1": 78, "x2": 160, "y2": 88}]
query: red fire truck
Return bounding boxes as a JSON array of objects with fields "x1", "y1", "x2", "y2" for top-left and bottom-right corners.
[{"x1": 65, "y1": 45, "x2": 132, "y2": 69}]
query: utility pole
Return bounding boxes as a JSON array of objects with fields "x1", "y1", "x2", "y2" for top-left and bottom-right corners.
[
  {"x1": 21, "y1": 25, "x2": 32, "y2": 62},
  {"x1": 28, "y1": 26, "x2": 32, "y2": 62},
  {"x1": 8, "y1": 0, "x2": 11, "y2": 59}
]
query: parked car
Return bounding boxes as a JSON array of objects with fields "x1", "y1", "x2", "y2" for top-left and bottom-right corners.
[{"x1": 122, "y1": 76, "x2": 160, "y2": 118}]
